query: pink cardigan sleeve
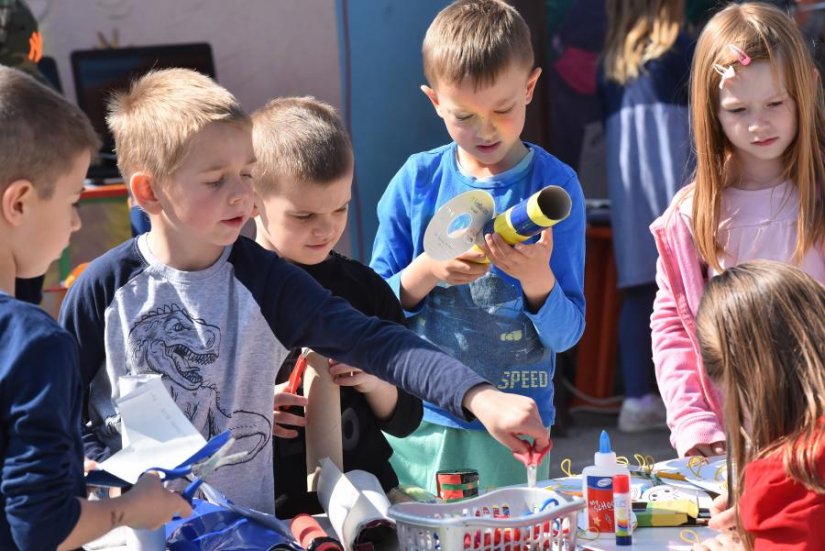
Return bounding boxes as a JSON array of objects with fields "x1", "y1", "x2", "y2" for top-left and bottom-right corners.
[{"x1": 651, "y1": 250, "x2": 725, "y2": 457}]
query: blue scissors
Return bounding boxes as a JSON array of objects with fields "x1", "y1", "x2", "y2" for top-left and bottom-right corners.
[{"x1": 149, "y1": 430, "x2": 248, "y2": 503}]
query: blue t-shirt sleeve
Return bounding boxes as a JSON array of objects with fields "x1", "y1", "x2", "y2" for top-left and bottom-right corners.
[
  {"x1": 524, "y1": 170, "x2": 586, "y2": 352},
  {"x1": 258, "y1": 260, "x2": 488, "y2": 419},
  {"x1": 1, "y1": 320, "x2": 83, "y2": 550},
  {"x1": 370, "y1": 158, "x2": 417, "y2": 302}
]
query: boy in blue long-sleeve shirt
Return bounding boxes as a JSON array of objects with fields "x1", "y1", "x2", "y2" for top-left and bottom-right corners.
[
  {"x1": 0, "y1": 66, "x2": 189, "y2": 551},
  {"x1": 370, "y1": 0, "x2": 586, "y2": 492}
]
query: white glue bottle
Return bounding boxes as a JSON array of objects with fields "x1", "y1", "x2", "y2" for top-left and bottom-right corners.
[{"x1": 581, "y1": 430, "x2": 629, "y2": 535}]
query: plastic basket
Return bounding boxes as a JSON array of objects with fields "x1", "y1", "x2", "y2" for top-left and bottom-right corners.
[{"x1": 388, "y1": 487, "x2": 584, "y2": 550}]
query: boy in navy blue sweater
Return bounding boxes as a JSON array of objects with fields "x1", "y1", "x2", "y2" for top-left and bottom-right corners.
[{"x1": 0, "y1": 66, "x2": 190, "y2": 550}]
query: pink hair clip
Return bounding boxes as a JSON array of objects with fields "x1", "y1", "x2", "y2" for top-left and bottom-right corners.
[
  {"x1": 728, "y1": 44, "x2": 752, "y2": 66},
  {"x1": 715, "y1": 45, "x2": 751, "y2": 89}
]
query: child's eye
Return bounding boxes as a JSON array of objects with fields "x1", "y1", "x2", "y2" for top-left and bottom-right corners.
[
  {"x1": 207, "y1": 177, "x2": 225, "y2": 187},
  {"x1": 241, "y1": 172, "x2": 254, "y2": 180},
  {"x1": 293, "y1": 213, "x2": 313, "y2": 220},
  {"x1": 725, "y1": 107, "x2": 745, "y2": 114},
  {"x1": 455, "y1": 114, "x2": 473, "y2": 121},
  {"x1": 495, "y1": 107, "x2": 514, "y2": 114},
  {"x1": 767, "y1": 101, "x2": 783, "y2": 108}
]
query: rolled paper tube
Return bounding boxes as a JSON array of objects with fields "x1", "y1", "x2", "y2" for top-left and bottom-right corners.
[
  {"x1": 486, "y1": 185, "x2": 572, "y2": 244},
  {"x1": 290, "y1": 513, "x2": 344, "y2": 551},
  {"x1": 471, "y1": 185, "x2": 572, "y2": 260},
  {"x1": 303, "y1": 351, "x2": 343, "y2": 492}
]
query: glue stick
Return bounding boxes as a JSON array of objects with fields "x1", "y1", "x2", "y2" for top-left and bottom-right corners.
[
  {"x1": 581, "y1": 430, "x2": 629, "y2": 534},
  {"x1": 613, "y1": 473, "x2": 632, "y2": 545}
]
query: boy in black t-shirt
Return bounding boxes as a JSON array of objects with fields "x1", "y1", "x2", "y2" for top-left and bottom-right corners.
[{"x1": 251, "y1": 96, "x2": 423, "y2": 517}]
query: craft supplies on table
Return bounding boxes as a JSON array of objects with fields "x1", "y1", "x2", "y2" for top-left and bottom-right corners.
[{"x1": 389, "y1": 487, "x2": 583, "y2": 550}]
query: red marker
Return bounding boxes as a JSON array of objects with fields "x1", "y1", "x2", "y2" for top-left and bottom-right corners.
[{"x1": 290, "y1": 513, "x2": 343, "y2": 551}]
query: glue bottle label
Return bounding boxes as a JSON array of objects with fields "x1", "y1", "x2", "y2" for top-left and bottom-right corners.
[{"x1": 586, "y1": 475, "x2": 614, "y2": 533}]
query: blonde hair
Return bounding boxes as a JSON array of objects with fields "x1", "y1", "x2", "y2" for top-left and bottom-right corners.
[
  {"x1": 603, "y1": 0, "x2": 685, "y2": 84},
  {"x1": 422, "y1": 0, "x2": 533, "y2": 89},
  {"x1": 251, "y1": 96, "x2": 352, "y2": 196},
  {"x1": 106, "y1": 68, "x2": 250, "y2": 183},
  {"x1": 690, "y1": 3, "x2": 825, "y2": 272},
  {"x1": 697, "y1": 260, "x2": 825, "y2": 550},
  {"x1": 0, "y1": 66, "x2": 100, "y2": 197}
]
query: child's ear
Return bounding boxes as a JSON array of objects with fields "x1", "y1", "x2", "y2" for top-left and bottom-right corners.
[
  {"x1": 129, "y1": 172, "x2": 161, "y2": 215},
  {"x1": 421, "y1": 85, "x2": 444, "y2": 118},
  {"x1": 1, "y1": 180, "x2": 35, "y2": 227},
  {"x1": 524, "y1": 67, "x2": 542, "y2": 104}
]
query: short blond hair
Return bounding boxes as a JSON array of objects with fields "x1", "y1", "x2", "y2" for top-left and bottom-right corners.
[
  {"x1": 0, "y1": 66, "x2": 100, "y2": 198},
  {"x1": 422, "y1": 0, "x2": 534, "y2": 89},
  {"x1": 251, "y1": 96, "x2": 352, "y2": 196},
  {"x1": 107, "y1": 68, "x2": 250, "y2": 183}
]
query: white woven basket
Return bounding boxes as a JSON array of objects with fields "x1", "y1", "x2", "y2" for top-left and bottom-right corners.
[{"x1": 388, "y1": 487, "x2": 584, "y2": 550}]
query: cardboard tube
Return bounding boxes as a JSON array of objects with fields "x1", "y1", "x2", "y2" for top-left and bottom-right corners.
[{"x1": 304, "y1": 352, "x2": 343, "y2": 491}]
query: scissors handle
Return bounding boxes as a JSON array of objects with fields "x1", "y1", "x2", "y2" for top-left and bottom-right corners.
[
  {"x1": 147, "y1": 464, "x2": 192, "y2": 481},
  {"x1": 181, "y1": 478, "x2": 204, "y2": 503},
  {"x1": 283, "y1": 349, "x2": 310, "y2": 397}
]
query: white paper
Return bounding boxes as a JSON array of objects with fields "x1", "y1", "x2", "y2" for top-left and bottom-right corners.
[
  {"x1": 98, "y1": 377, "x2": 207, "y2": 483},
  {"x1": 316, "y1": 458, "x2": 394, "y2": 550}
]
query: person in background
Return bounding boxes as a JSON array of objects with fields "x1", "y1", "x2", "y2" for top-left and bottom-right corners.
[{"x1": 599, "y1": 0, "x2": 694, "y2": 432}]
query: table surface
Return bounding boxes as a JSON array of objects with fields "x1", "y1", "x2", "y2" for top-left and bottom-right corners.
[
  {"x1": 85, "y1": 477, "x2": 717, "y2": 550},
  {"x1": 575, "y1": 526, "x2": 714, "y2": 550}
]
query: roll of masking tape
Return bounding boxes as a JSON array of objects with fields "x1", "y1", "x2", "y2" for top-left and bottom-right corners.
[{"x1": 436, "y1": 469, "x2": 479, "y2": 502}]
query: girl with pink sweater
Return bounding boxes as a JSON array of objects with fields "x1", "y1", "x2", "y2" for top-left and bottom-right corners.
[{"x1": 651, "y1": 2, "x2": 825, "y2": 458}]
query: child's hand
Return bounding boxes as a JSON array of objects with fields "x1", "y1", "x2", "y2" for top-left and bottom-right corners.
[
  {"x1": 83, "y1": 457, "x2": 99, "y2": 475},
  {"x1": 428, "y1": 249, "x2": 490, "y2": 285},
  {"x1": 328, "y1": 360, "x2": 384, "y2": 394},
  {"x1": 273, "y1": 382, "x2": 307, "y2": 438},
  {"x1": 125, "y1": 472, "x2": 193, "y2": 529},
  {"x1": 685, "y1": 441, "x2": 726, "y2": 457},
  {"x1": 708, "y1": 493, "x2": 736, "y2": 533},
  {"x1": 462, "y1": 384, "x2": 550, "y2": 454},
  {"x1": 399, "y1": 250, "x2": 489, "y2": 309},
  {"x1": 480, "y1": 229, "x2": 555, "y2": 311}
]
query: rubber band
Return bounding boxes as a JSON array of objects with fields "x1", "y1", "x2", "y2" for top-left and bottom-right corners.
[
  {"x1": 680, "y1": 528, "x2": 702, "y2": 544},
  {"x1": 560, "y1": 458, "x2": 574, "y2": 478},
  {"x1": 688, "y1": 456, "x2": 709, "y2": 478},
  {"x1": 577, "y1": 526, "x2": 600, "y2": 541},
  {"x1": 616, "y1": 455, "x2": 629, "y2": 466}
]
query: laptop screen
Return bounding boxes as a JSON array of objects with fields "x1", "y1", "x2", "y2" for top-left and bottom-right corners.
[{"x1": 71, "y1": 42, "x2": 216, "y2": 157}]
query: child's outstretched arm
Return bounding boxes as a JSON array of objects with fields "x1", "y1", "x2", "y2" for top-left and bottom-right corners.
[
  {"x1": 651, "y1": 254, "x2": 726, "y2": 457},
  {"x1": 462, "y1": 384, "x2": 550, "y2": 453},
  {"x1": 58, "y1": 473, "x2": 191, "y2": 551}
]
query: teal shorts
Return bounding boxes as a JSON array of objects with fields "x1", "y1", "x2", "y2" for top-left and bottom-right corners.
[{"x1": 386, "y1": 420, "x2": 551, "y2": 494}]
